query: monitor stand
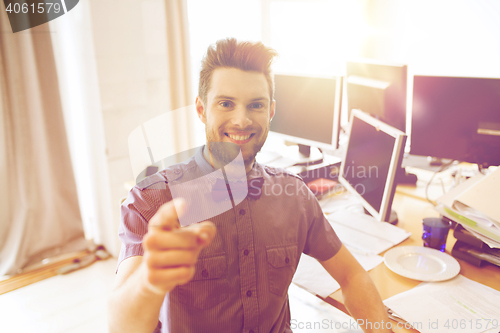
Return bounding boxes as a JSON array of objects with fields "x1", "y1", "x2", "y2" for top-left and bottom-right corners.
[
  {"x1": 395, "y1": 166, "x2": 418, "y2": 185},
  {"x1": 429, "y1": 157, "x2": 444, "y2": 166},
  {"x1": 281, "y1": 144, "x2": 324, "y2": 166},
  {"x1": 387, "y1": 209, "x2": 398, "y2": 225},
  {"x1": 364, "y1": 208, "x2": 399, "y2": 225}
]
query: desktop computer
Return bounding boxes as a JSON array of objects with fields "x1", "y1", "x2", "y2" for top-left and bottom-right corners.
[
  {"x1": 345, "y1": 59, "x2": 416, "y2": 185},
  {"x1": 339, "y1": 110, "x2": 407, "y2": 223},
  {"x1": 411, "y1": 75, "x2": 500, "y2": 168},
  {"x1": 346, "y1": 59, "x2": 407, "y2": 133},
  {"x1": 268, "y1": 73, "x2": 343, "y2": 165},
  {"x1": 260, "y1": 73, "x2": 406, "y2": 224}
]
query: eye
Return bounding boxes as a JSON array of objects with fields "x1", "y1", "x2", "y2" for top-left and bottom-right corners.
[
  {"x1": 219, "y1": 101, "x2": 231, "y2": 108},
  {"x1": 250, "y1": 103, "x2": 264, "y2": 109}
]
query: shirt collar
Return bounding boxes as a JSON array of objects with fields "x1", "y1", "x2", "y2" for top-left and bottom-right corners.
[
  {"x1": 194, "y1": 145, "x2": 215, "y2": 176},
  {"x1": 195, "y1": 145, "x2": 264, "y2": 182}
]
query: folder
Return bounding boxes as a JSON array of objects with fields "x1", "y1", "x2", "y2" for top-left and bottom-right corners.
[
  {"x1": 453, "y1": 167, "x2": 500, "y2": 226},
  {"x1": 436, "y1": 167, "x2": 500, "y2": 247}
]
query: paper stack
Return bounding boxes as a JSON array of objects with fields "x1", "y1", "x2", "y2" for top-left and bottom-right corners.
[
  {"x1": 384, "y1": 275, "x2": 500, "y2": 333},
  {"x1": 435, "y1": 167, "x2": 500, "y2": 255}
]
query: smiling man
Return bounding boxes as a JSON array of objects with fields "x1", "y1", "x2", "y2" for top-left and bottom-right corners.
[
  {"x1": 109, "y1": 38, "x2": 391, "y2": 333},
  {"x1": 197, "y1": 43, "x2": 276, "y2": 171}
]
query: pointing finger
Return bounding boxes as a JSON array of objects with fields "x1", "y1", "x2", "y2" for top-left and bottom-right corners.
[{"x1": 149, "y1": 198, "x2": 186, "y2": 231}]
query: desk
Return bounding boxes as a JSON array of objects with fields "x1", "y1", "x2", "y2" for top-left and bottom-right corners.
[{"x1": 323, "y1": 185, "x2": 500, "y2": 333}]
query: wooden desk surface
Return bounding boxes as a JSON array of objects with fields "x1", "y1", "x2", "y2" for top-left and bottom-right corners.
[{"x1": 324, "y1": 185, "x2": 500, "y2": 333}]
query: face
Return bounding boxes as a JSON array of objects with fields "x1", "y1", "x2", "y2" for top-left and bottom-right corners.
[{"x1": 196, "y1": 68, "x2": 275, "y2": 170}]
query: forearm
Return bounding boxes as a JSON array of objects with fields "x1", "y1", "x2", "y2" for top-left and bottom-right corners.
[
  {"x1": 319, "y1": 246, "x2": 391, "y2": 333},
  {"x1": 342, "y1": 271, "x2": 391, "y2": 333},
  {"x1": 108, "y1": 262, "x2": 166, "y2": 333}
]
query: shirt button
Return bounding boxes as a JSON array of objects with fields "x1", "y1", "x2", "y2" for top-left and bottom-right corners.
[
  {"x1": 201, "y1": 269, "x2": 209, "y2": 278},
  {"x1": 239, "y1": 209, "x2": 245, "y2": 215},
  {"x1": 243, "y1": 249, "x2": 249, "y2": 256},
  {"x1": 246, "y1": 290, "x2": 252, "y2": 297},
  {"x1": 285, "y1": 257, "x2": 290, "y2": 264}
]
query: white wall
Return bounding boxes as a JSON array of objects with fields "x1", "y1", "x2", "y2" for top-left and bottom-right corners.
[{"x1": 89, "y1": 0, "x2": 173, "y2": 255}]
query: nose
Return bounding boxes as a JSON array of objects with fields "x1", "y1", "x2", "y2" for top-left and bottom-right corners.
[{"x1": 231, "y1": 106, "x2": 252, "y2": 128}]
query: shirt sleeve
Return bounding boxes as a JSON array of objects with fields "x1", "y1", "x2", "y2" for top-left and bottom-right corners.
[
  {"x1": 117, "y1": 181, "x2": 172, "y2": 272},
  {"x1": 301, "y1": 183, "x2": 342, "y2": 261}
]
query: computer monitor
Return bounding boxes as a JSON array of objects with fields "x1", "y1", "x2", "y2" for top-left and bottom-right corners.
[
  {"x1": 346, "y1": 59, "x2": 407, "y2": 133},
  {"x1": 339, "y1": 110, "x2": 407, "y2": 223},
  {"x1": 411, "y1": 75, "x2": 500, "y2": 167},
  {"x1": 270, "y1": 74, "x2": 343, "y2": 159}
]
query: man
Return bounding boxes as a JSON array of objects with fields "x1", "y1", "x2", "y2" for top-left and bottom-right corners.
[{"x1": 109, "y1": 38, "x2": 392, "y2": 333}]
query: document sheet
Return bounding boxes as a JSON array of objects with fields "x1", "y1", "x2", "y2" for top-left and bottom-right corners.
[
  {"x1": 292, "y1": 247, "x2": 384, "y2": 298},
  {"x1": 384, "y1": 275, "x2": 500, "y2": 333},
  {"x1": 326, "y1": 210, "x2": 411, "y2": 255},
  {"x1": 293, "y1": 208, "x2": 410, "y2": 297}
]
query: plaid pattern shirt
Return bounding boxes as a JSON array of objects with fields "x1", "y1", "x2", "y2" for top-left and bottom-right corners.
[{"x1": 118, "y1": 147, "x2": 342, "y2": 333}]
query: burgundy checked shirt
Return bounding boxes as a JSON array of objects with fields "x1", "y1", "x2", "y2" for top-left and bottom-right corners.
[{"x1": 118, "y1": 147, "x2": 342, "y2": 333}]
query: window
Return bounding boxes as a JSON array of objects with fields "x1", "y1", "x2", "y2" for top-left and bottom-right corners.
[{"x1": 187, "y1": 0, "x2": 367, "y2": 94}]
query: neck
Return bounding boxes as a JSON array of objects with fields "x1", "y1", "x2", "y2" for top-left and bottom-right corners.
[{"x1": 203, "y1": 145, "x2": 254, "y2": 174}]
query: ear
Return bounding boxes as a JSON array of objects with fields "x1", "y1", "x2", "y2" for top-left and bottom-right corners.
[
  {"x1": 270, "y1": 100, "x2": 276, "y2": 122},
  {"x1": 195, "y1": 96, "x2": 207, "y2": 124}
]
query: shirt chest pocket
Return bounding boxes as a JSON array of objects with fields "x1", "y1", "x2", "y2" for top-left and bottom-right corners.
[
  {"x1": 172, "y1": 253, "x2": 228, "y2": 310},
  {"x1": 266, "y1": 244, "x2": 298, "y2": 296}
]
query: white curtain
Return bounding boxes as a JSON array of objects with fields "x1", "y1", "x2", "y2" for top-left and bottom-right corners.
[
  {"x1": 0, "y1": 7, "x2": 86, "y2": 275},
  {"x1": 48, "y1": 1, "x2": 117, "y2": 256},
  {"x1": 164, "y1": 0, "x2": 196, "y2": 154}
]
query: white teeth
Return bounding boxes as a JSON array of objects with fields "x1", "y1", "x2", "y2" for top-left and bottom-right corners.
[{"x1": 228, "y1": 134, "x2": 251, "y2": 141}]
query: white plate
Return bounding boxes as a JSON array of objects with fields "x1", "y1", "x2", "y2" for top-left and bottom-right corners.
[{"x1": 384, "y1": 246, "x2": 460, "y2": 281}]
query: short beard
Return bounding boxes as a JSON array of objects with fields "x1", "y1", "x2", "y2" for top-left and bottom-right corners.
[
  {"x1": 205, "y1": 128, "x2": 268, "y2": 169},
  {"x1": 208, "y1": 141, "x2": 241, "y2": 168}
]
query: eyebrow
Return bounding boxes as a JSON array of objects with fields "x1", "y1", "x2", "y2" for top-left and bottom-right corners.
[
  {"x1": 249, "y1": 97, "x2": 269, "y2": 102},
  {"x1": 213, "y1": 95, "x2": 269, "y2": 102},
  {"x1": 213, "y1": 95, "x2": 235, "y2": 100}
]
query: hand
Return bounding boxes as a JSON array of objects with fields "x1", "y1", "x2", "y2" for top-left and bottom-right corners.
[{"x1": 141, "y1": 198, "x2": 217, "y2": 295}]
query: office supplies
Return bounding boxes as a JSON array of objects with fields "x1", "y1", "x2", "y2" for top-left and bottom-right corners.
[
  {"x1": 384, "y1": 275, "x2": 500, "y2": 333},
  {"x1": 384, "y1": 246, "x2": 460, "y2": 281},
  {"x1": 338, "y1": 110, "x2": 407, "y2": 223},
  {"x1": 436, "y1": 167, "x2": 500, "y2": 247},
  {"x1": 325, "y1": 179, "x2": 500, "y2": 321},
  {"x1": 451, "y1": 225, "x2": 500, "y2": 267},
  {"x1": 452, "y1": 241, "x2": 500, "y2": 267},
  {"x1": 270, "y1": 74, "x2": 343, "y2": 163},
  {"x1": 453, "y1": 223, "x2": 489, "y2": 249},
  {"x1": 453, "y1": 166, "x2": 500, "y2": 225},
  {"x1": 411, "y1": 75, "x2": 500, "y2": 168}
]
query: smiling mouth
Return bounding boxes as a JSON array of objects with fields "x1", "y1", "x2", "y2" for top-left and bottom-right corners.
[{"x1": 225, "y1": 133, "x2": 255, "y2": 143}]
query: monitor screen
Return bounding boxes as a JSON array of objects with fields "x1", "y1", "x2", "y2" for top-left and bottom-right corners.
[
  {"x1": 339, "y1": 110, "x2": 407, "y2": 222},
  {"x1": 411, "y1": 75, "x2": 500, "y2": 167},
  {"x1": 270, "y1": 74, "x2": 342, "y2": 150},
  {"x1": 346, "y1": 59, "x2": 407, "y2": 133}
]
